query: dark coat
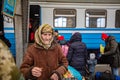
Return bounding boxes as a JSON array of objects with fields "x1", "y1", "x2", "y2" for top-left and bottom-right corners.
[
  {"x1": 67, "y1": 32, "x2": 88, "y2": 76},
  {"x1": 103, "y1": 36, "x2": 120, "y2": 68}
]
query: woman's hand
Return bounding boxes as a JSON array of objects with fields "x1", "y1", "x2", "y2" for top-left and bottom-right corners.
[
  {"x1": 31, "y1": 67, "x2": 42, "y2": 77},
  {"x1": 50, "y1": 73, "x2": 59, "y2": 80}
]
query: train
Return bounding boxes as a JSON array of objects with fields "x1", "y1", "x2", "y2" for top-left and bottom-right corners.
[
  {"x1": 29, "y1": 2, "x2": 120, "y2": 53},
  {"x1": 3, "y1": 1, "x2": 120, "y2": 57}
]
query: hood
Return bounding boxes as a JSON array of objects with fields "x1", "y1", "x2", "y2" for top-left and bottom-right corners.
[{"x1": 70, "y1": 32, "x2": 82, "y2": 43}]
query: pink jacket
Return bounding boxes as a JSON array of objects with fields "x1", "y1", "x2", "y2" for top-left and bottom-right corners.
[{"x1": 62, "y1": 45, "x2": 69, "y2": 57}]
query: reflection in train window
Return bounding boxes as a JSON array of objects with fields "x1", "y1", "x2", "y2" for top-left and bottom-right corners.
[
  {"x1": 115, "y1": 10, "x2": 120, "y2": 28},
  {"x1": 53, "y1": 9, "x2": 76, "y2": 28},
  {"x1": 85, "y1": 9, "x2": 106, "y2": 28}
]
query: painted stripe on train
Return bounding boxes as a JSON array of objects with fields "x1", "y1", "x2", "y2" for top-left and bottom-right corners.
[
  {"x1": 54, "y1": 28, "x2": 120, "y2": 33},
  {"x1": 4, "y1": 30, "x2": 14, "y2": 33},
  {"x1": 54, "y1": 28, "x2": 120, "y2": 30},
  {"x1": 4, "y1": 27, "x2": 14, "y2": 33},
  {"x1": 59, "y1": 30, "x2": 120, "y2": 33}
]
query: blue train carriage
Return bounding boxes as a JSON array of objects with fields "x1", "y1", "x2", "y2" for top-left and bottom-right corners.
[
  {"x1": 54, "y1": 28, "x2": 120, "y2": 52},
  {"x1": 28, "y1": 2, "x2": 120, "y2": 56},
  {"x1": 30, "y1": 2, "x2": 120, "y2": 53},
  {"x1": 4, "y1": 17, "x2": 16, "y2": 57}
]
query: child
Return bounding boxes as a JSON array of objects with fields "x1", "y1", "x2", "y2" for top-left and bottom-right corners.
[
  {"x1": 87, "y1": 53, "x2": 97, "y2": 80},
  {"x1": 58, "y1": 35, "x2": 69, "y2": 57}
]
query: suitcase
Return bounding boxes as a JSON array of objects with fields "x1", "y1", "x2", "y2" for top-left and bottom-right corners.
[
  {"x1": 95, "y1": 72, "x2": 101, "y2": 80},
  {"x1": 115, "y1": 75, "x2": 120, "y2": 80}
]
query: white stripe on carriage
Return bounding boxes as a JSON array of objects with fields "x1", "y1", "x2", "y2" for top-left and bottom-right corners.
[{"x1": 4, "y1": 30, "x2": 14, "y2": 33}]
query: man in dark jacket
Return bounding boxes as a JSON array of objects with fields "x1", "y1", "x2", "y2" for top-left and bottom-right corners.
[
  {"x1": 101, "y1": 33, "x2": 120, "y2": 76},
  {"x1": 67, "y1": 32, "x2": 88, "y2": 76}
]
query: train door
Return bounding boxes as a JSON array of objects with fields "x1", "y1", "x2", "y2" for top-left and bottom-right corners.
[{"x1": 29, "y1": 5, "x2": 41, "y2": 43}]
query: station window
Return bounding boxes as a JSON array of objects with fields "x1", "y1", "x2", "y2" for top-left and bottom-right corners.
[
  {"x1": 85, "y1": 9, "x2": 106, "y2": 28},
  {"x1": 29, "y1": 5, "x2": 40, "y2": 43},
  {"x1": 53, "y1": 9, "x2": 76, "y2": 28},
  {"x1": 115, "y1": 10, "x2": 120, "y2": 28}
]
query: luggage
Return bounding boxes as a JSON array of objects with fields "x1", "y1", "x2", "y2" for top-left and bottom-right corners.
[
  {"x1": 115, "y1": 75, "x2": 120, "y2": 80},
  {"x1": 63, "y1": 65, "x2": 82, "y2": 80},
  {"x1": 95, "y1": 70, "x2": 115, "y2": 80},
  {"x1": 95, "y1": 72, "x2": 101, "y2": 80}
]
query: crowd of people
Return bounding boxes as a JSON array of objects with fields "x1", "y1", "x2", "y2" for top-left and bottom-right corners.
[{"x1": 0, "y1": 23, "x2": 120, "y2": 80}]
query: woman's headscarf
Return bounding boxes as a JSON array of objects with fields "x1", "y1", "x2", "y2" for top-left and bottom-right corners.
[{"x1": 34, "y1": 24, "x2": 54, "y2": 49}]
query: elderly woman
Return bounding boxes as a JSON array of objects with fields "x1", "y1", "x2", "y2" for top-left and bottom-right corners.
[{"x1": 20, "y1": 24, "x2": 68, "y2": 80}]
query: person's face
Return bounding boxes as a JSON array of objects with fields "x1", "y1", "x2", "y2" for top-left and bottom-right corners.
[
  {"x1": 41, "y1": 33, "x2": 52, "y2": 45},
  {"x1": 54, "y1": 32, "x2": 58, "y2": 36}
]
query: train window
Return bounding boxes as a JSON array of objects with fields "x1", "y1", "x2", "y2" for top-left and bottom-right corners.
[
  {"x1": 29, "y1": 5, "x2": 40, "y2": 43},
  {"x1": 85, "y1": 9, "x2": 106, "y2": 28},
  {"x1": 53, "y1": 9, "x2": 76, "y2": 28},
  {"x1": 115, "y1": 10, "x2": 120, "y2": 28}
]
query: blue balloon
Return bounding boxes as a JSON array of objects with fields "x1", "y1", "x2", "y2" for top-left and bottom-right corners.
[{"x1": 68, "y1": 65, "x2": 82, "y2": 80}]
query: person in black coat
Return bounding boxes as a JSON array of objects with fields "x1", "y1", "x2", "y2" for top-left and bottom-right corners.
[
  {"x1": 67, "y1": 32, "x2": 88, "y2": 77},
  {"x1": 101, "y1": 33, "x2": 120, "y2": 76}
]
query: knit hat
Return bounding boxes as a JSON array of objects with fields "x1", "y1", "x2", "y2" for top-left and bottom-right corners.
[
  {"x1": 41, "y1": 24, "x2": 53, "y2": 33},
  {"x1": 101, "y1": 33, "x2": 108, "y2": 40}
]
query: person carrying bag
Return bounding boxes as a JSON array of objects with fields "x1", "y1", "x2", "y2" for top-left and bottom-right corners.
[{"x1": 100, "y1": 33, "x2": 120, "y2": 76}]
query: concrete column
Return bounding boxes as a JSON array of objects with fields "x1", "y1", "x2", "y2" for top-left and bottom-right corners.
[{"x1": 14, "y1": 0, "x2": 23, "y2": 67}]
